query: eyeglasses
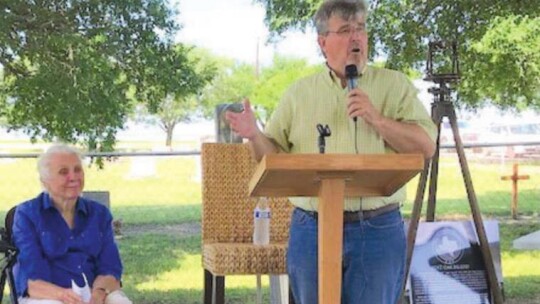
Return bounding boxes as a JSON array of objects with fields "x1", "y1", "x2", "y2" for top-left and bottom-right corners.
[{"x1": 326, "y1": 25, "x2": 367, "y2": 37}]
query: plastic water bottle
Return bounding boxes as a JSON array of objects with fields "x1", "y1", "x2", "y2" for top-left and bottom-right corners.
[{"x1": 253, "y1": 198, "x2": 270, "y2": 245}]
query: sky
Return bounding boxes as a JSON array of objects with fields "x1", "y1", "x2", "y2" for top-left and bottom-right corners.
[{"x1": 173, "y1": 0, "x2": 323, "y2": 66}]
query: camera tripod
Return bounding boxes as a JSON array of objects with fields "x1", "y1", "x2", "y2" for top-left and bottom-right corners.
[{"x1": 402, "y1": 41, "x2": 504, "y2": 304}]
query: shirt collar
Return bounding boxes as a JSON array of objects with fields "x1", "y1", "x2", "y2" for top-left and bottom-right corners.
[
  {"x1": 325, "y1": 63, "x2": 339, "y2": 85},
  {"x1": 42, "y1": 192, "x2": 54, "y2": 210},
  {"x1": 42, "y1": 192, "x2": 89, "y2": 215}
]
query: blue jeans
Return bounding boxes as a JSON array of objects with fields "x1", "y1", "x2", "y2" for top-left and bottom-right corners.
[{"x1": 287, "y1": 208, "x2": 406, "y2": 304}]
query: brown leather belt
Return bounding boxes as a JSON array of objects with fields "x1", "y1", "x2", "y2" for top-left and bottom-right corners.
[{"x1": 300, "y1": 203, "x2": 400, "y2": 223}]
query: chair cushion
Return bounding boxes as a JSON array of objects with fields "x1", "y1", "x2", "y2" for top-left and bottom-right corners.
[{"x1": 203, "y1": 243, "x2": 288, "y2": 276}]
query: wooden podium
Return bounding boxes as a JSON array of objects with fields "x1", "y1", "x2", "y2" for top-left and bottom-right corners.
[{"x1": 248, "y1": 153, "x2": 424, "y2": 304}]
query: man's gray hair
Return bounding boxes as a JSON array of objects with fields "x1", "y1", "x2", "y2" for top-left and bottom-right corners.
[
  {"x1": 38, "y1": 143, "x2": 83, "y2": 181},
  {"x1": 314, "y1": 0, "x2": 368, "y2": 35}
]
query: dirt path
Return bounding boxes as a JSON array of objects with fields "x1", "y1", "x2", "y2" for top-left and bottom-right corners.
[{"x1": 122, "y1": 222, "x2": 201, "y2": 237}]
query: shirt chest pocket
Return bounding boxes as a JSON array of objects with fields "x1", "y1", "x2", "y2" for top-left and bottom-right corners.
[
  {"x1": 40, "y1": 231, "x2": 68, "y2": 258},
  {"x1": 78, "y1": 227, "x2": 104, "y2": 257},
  {"x1": 40, "y1": 228, "x2": 104, "y2": 258}
]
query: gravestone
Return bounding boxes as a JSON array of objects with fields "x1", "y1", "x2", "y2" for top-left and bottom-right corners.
[
  {"x1": 82, "y1": 191, "x2": 110, "y2": 208},
  {"x1": 82, "y1": 191, "x2": 122, "y2": 237},
  {"x1": 215, "y1": 103, "x2": 243, "y2": 143},
  {"x1": 513, "y1": 230, "x2": 540, "y2": 250},
  {"x1": 127, "y1": 156, "x2": 156, "y2": 179}
]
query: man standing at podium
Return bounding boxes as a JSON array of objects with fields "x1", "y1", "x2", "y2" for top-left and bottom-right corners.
[{"x1": 226, "y1": 0, "x2": 436, "y2": 303}]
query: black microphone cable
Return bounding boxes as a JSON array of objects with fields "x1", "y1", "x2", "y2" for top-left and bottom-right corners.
[{"x1": 354, "y1": 120, "x2": 359, "y2": 154}]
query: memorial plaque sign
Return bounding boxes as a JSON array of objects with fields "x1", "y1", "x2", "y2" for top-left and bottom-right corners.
[{"x1": 407, "y1": 221, "x2": 502, "y2": 304}]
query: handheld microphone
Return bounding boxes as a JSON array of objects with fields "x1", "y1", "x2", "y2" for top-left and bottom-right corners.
[{"x1": 345, "y1": 64, "x2": 359, "y2": 122}]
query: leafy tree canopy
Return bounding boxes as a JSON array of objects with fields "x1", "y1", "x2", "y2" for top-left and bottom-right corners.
[
  {"x1": 199, "y1": 60, "x2": 257, "y2": 118},
  {"x1": 199, "y1": 55, "x2": 322, "y2": 124},
  {"x1": 464, "y1": 15, "x2": 540, "y2": 110},
  {"x1": 255, "y1": 0, "x2": 540, "y2": 110},
  {"x1": 134, "y1": 45, "x2": 216, "y2": 146},
  {"x1": 0, "y1": 0, "x2": 195, "y2": 151},
  {"x1": 252, "y1": 56, "x2": 322, "y2": 123}
]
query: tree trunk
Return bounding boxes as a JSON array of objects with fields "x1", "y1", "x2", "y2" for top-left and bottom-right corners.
[{"x1": 165, "y1": 125, "x2": 174, "y2": 147}]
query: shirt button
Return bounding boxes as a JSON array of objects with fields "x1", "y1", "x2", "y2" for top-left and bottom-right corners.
[
  {"x1": 70, "y1": 236, "x2": 74, "y2": 240},
  {"x1": 78, "y1": 265, "x2": 81, "y2": 269}
]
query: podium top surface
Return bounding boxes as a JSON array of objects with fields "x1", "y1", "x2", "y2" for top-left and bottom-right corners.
[{"x1": 248, "y1": 153, "x2": 424, "y2": 197}]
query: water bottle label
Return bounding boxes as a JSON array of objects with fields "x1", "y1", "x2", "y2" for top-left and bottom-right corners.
[{"x1": 255, "y1": 210, "x2": 271, "y2": 219}]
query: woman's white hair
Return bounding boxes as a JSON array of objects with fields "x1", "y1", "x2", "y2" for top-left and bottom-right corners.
[{"x1": 37, "y1": 143, "x2": 83, "y2": 182}]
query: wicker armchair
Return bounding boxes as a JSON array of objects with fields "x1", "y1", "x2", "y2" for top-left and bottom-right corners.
[{"x1": 201, "y1": 143, "x2": 294, "y2": 304}]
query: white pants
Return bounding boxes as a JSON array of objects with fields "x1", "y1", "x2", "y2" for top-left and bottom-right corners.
[{"x1": 19, "y1": 290, "x2": 133, "y2": 304}]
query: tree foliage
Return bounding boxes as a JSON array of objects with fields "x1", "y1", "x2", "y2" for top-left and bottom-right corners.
[
  {"x1": 252, "y1": 56, "x2": 322, "y2": 123},
  {"x1": 136, "y1": 45, "x2": 215, "y2": 147},
  {"x1": 255, "y1": 0, "x2": 540, "y2": 110},
  {"x1": 0, "y1": 0, "x2": 198, "y2": 151},
  {"x1": 199, "y1": 60, "x2": 257, "y2": 118},
  {"x1": 464, "y1": 15, "x2": 540, "y2": 110},
  {"x1": 199, "y1": 55, "x2": 322, "y2": 125}
]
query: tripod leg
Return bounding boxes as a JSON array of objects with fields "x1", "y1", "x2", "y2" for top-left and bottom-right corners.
[
  {"x1": 425, "y1": 102, "x2": 445, "y2": 221},
  {"x1": 426, "y1": 141, "x2": 440, "y2": 222},
  {"x1": 402, "y1": 158, "x2": 430, "y2": 302},
  {"x1": 402, "y1": 99, "x2": 446, "y2": 301},
  {"x1": 448, "y1": 111, "x2": 504, "y2": 304}
]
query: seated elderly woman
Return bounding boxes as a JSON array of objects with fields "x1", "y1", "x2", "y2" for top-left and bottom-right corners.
[{"x1": 12, "y1": 144, "x2": 132, "y2": 304}]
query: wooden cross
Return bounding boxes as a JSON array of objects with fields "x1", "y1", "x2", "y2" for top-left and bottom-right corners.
[{"x1": 501, "y1": 163, "x2": 530, "y2": 219}]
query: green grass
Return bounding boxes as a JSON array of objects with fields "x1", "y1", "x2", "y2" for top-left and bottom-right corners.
[
  {"x1": 498, "y1": 222, "x2": 540, "y2": 300},
  {"x1": 0, "y1": 140, "x2": 202, "y2": 209},
  {"x1": 118, "y1": 234, "x2": 274, "y2": 304},
  {"x1": 1, "y1": 147, "x2": 540, "y2": 303},
  {"x1": 401, "y1": 156, "x2": 540, "y2": 218}
]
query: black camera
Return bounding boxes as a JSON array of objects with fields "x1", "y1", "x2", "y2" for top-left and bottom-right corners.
[{"x1": 424, "y1": 40, "x2": 460, "y2": 84}]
